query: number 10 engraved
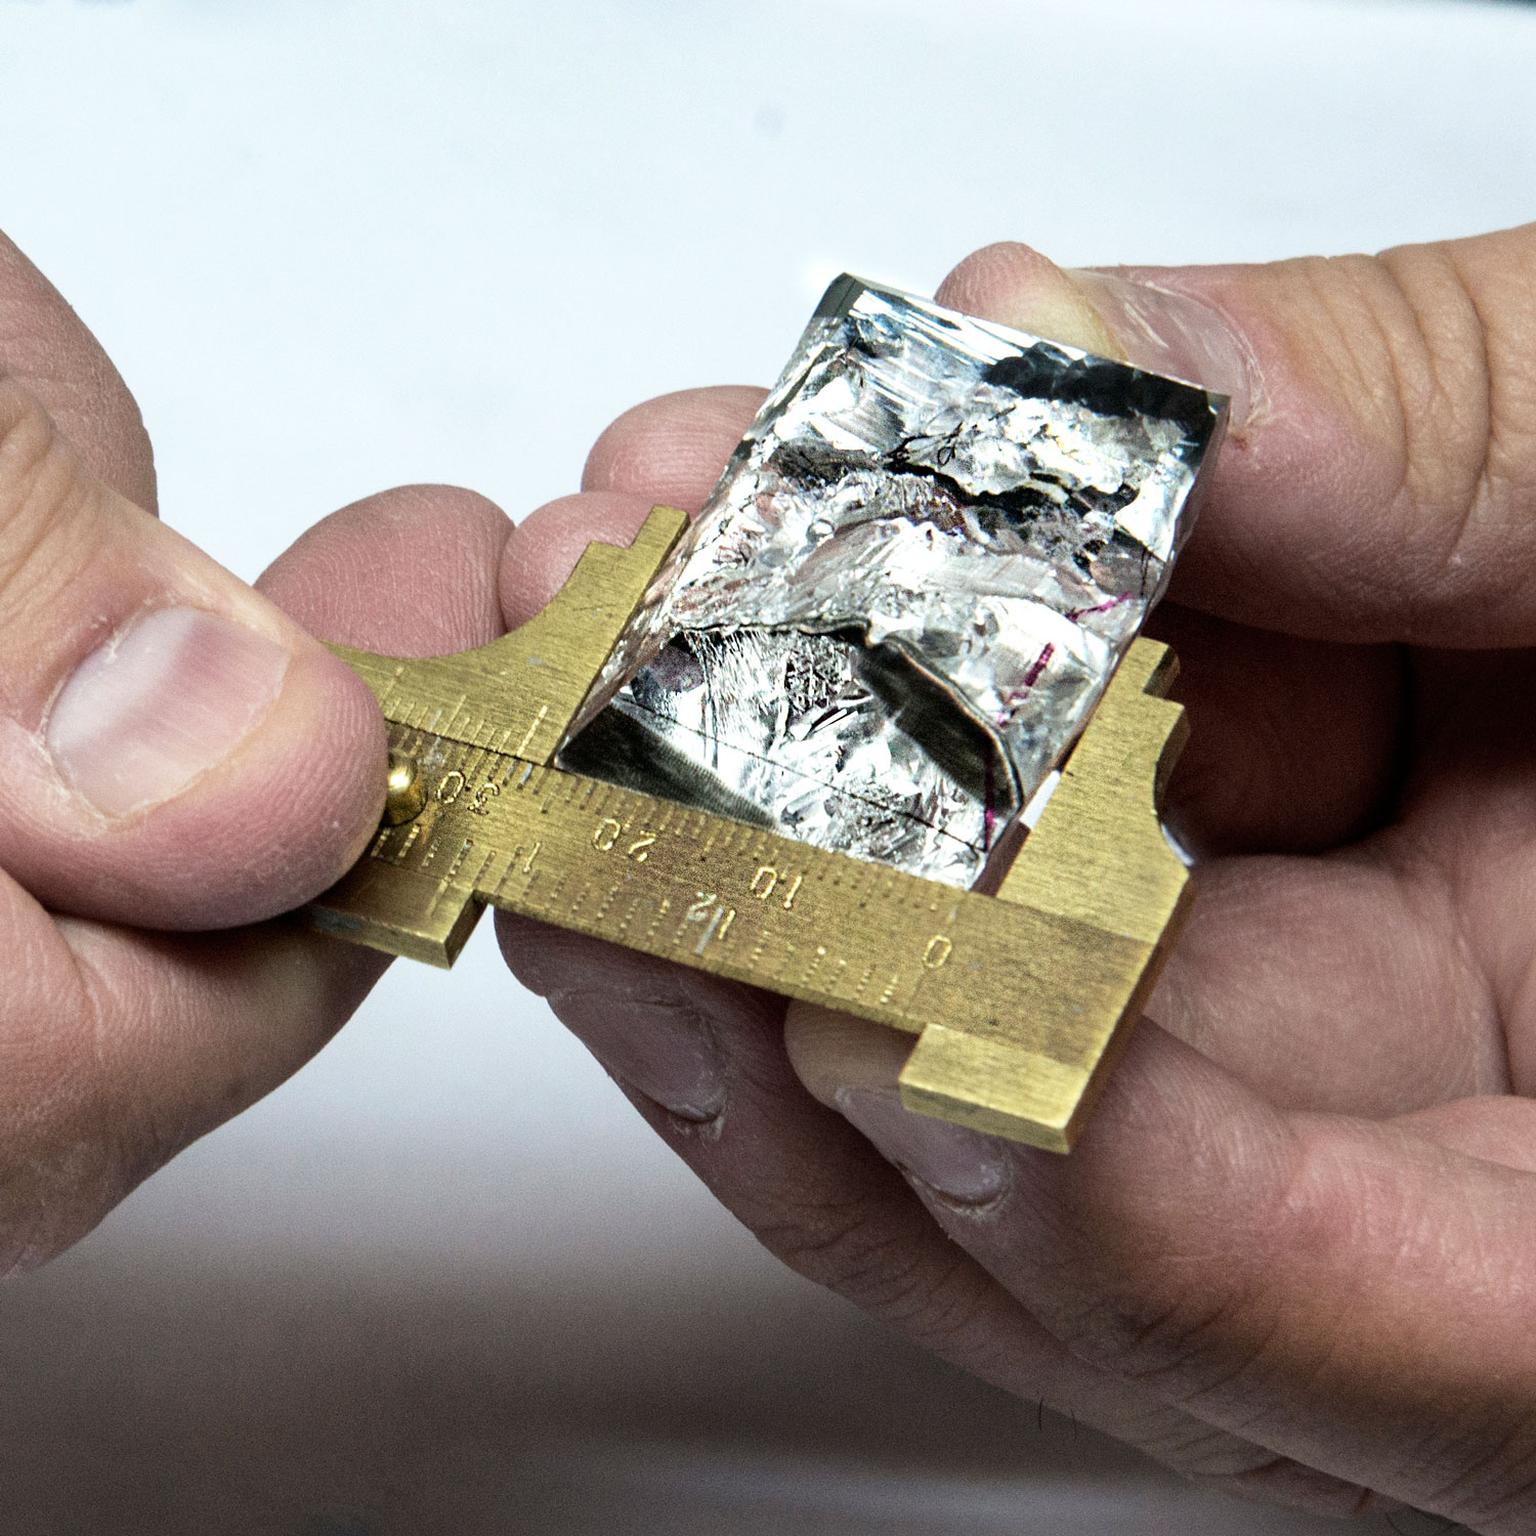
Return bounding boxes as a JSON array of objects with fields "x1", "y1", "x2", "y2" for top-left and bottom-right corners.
[{"x1": 751, "y1": 865, "x2": 804, "y2": 911}]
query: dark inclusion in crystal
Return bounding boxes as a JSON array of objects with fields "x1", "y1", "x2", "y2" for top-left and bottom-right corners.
[{"x1": 563, "y1": 275, "x2": 1228, "y2": 887}]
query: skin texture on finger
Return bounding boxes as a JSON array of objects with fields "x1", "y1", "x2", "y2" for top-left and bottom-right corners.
[
  {"x1": 1152, "y1": 847, "x2": 1507, "y2": 1116},
  {"x1": 260, "y1": 483, "x2": 512, "y2": 656},
  {"x1": 792, "y1": 1013, "x2": 1536, "y2": 1533},
  {"x1": 493, "y1": 912, "x2": 1376, "y2": 1516},
  {"x1": 940, "y1": 229, "x2": 1536, "y2": 646},
  {"x1": 0, "y1": 231, "x2": 157, "y2": 513},
  {"x1": 0, "y1": 379, "x2": 387, "y2": 928},
  {"x1": 0, "y1": 486, "x2": 511, "y2": 1276},
  {"x1": 582, "y1": 385, "x2": 766, "y2": 506},
  {"x1": 1145, "y1": 603, "x2": 1404, "y2": 857},
  {"x1": 1394, "y1": 648, "x2": 1536, "y2": 1095},
  {"x1": 1394, "y1": 1097, "x2": 1536, "y2": 1177}
]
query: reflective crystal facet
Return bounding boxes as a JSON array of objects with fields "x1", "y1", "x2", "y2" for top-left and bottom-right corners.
[{"x1": 564, "y1": 275, "x2": 1227, "y2": 887}]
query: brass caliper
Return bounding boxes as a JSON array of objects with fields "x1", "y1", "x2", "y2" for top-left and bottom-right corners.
[{"x1": 304, "y1": 506, "x2": 1190, "y2": 1152}]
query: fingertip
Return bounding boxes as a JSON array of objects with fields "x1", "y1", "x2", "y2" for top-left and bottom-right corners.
[
  {"x1": 581, "y1": 385, "x2": 765, "y2": 504},
  {"x1": 935, "y1": 241, "x2": 1048, "y2": 311},
  {"x1": 783, "y1": 1003, "x2": 910, "y2": 1108},
  {"x1": 37, "y1": 626, "x2": 390, "y2": 932},
  {"x1": 176, "y1": 633, "x2": 387, "y2": 927},
  {"x1": 259, "y1": 482, "x2": 512, "y2": 656},
  {"x1": 269, "y1": 637, "x2": 392, "y2": 894},
  {"x1": 209, "y1": 480, "x2": 524, "y2": 925},
  {"x1": 495, "y1": 909, "x2": 625, "y2": 997},
  {"x1": 936, "y1": 242, "x2": 1123, "y2": 359},
  {"x1": 499, "y1": 490, "x2": 658, "y2": 628}
]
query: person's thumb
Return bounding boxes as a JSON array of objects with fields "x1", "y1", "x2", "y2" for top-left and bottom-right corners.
[
  {"x1": 0, "y1": 376, "x2": 385, "y2": 928},
  {"x1": 938, "y1": 226, "x2": 1535, "y2": 646}
]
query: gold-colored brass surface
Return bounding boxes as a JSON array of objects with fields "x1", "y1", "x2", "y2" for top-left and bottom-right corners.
[
  {"x1": 382, "y1": 753, "x2": 427, "y2": 826},
  {"x1": 304, "y1": 505, "x2": 1190, "y2": 1151}
]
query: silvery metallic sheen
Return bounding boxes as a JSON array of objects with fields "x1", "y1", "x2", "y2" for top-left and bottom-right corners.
[{"x1": 564, "y1": 276, "x2": 1228, "y2": 887}]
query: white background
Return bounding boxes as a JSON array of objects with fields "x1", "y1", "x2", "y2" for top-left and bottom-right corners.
[{"x1": 0, "y1": 1, "x2": 1531, "y2": 1532}]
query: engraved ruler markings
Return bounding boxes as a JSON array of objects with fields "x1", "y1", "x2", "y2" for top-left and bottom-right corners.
[{"x1": 303, "y1": 506, "x2": 1191, "y2": 1151}]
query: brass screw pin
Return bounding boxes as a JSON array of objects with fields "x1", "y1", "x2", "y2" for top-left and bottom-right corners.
[{"x1": 383, "y1": 752, "x2": 426, "y2": 825}]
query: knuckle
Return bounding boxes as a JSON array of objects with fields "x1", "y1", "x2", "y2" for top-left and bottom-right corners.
[
  {"x1": 1400, "y1": 1417, "x2": 1536, "y2": 1533},
  {"x1": 1371, "y1": 244, "x2": 1497, "y2": 548},
  {"x1": 1019, "y1": 1212, "x2": 1280, "y2": 1401},
  {"x1": 754, "y1": 1194, "x2": 909, "y2": 1296},
  {"x1": 0, "y1": 376, "x2": 66, "y2": 538},
  {"x1": 1065, "y1": 1282, "x2": 1269, "y2": 1400},
  {"x1": 0, "y1": 971, "x2": 158, "y2": 1281},
  {"x1": 1047, "y1": 1130, "x2": 1354, "y2": 1411},
  {"x1": 871, "y1": 1249, "x2": 996, "y2": 1355},
  {"x1": 755, "y1": 1196, "x2": 972, "y2": 1332},
  {"x1": 0, "y1": 376, "x2": 101, "y2": 625},
  {"x1": 1314, "y1": 237, "x2": 1536, "y2": 625},
  {"x1": 1181, "y1": 1459, "x2": 1379, "y2": 1521}
]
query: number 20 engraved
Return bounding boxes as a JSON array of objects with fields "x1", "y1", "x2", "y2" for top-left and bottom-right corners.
[{"x1": 593, "y1": 817, "x2": 656, "y2": 862}]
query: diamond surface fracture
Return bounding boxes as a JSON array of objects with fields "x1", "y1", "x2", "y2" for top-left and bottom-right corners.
[{"x1": 564, "y1": 275, "x2": 1228, "y2": 887}]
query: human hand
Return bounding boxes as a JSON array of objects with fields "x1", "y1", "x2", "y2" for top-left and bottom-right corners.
[
  {"x1": 498, "y1": 226, "x2": 1536, "y2": 1530},
  {"x1": 0, "y1": 230, "x2": 522, "y2": 1271}
]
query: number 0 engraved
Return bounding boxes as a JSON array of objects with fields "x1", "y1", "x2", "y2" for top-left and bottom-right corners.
[
  {"x1": 593, "y1": 817, "x2": 622, "y2": 852},
  {"x1": 922, "y1": 934, "x2": 953, "y2": 970}
]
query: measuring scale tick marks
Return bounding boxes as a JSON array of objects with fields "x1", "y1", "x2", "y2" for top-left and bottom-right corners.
[{"x1": 305, "y1": 503, "x2": 1192, "y2": 1152}]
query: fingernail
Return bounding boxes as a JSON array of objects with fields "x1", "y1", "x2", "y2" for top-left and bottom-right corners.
[
  {"x1": 1068, "y1": 268, "x2": 1261, "y2": 429},
  {"x1": 549, "y1": 986, "x2": 726, "y2": 1122},
  {"x1": 47, "y1": 607, "x2": 290, "y2": 817},
  {"x1": 836, "y1": 1086, "x2": 1010, "y2": 1205}
]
